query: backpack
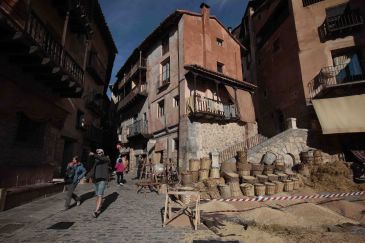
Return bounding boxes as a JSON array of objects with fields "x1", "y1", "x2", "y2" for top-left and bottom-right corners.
[{"x1": 65, "y1": 164, "x2": 76, "y2": 184}]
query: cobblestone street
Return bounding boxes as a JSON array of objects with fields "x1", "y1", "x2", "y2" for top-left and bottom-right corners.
[{"x1": 0, "y1": 175, "x2": 218, "y2": 243}]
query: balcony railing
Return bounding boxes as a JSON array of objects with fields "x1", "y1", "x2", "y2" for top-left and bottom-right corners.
[
  {"x1": 27, "y1": 12, "x2": 84, "y2": 85},
  {"x1": 308, "y1": 61, "x2": 365, "y2": 99},
  {"x1": 186, "y1": 95, "x2": 238, "y2": 120},
  {"x1": 120, "y1": 58, "x2": 147, "y2": 86},
  {"x1": 319, "y1": 10, "x2": 364, "y2": 40},
  {"x1": 127, "y1": 120, "x2": 148, "y2": 138},
  {"x1": 302, "y1": 0, "x2": 324, "y2": 7},
  {"x1": 87, "y1": 51, "x2": 107, "y2": 84},
  {"x1": 117, "y1": 84, "x2": 147, "y2": 111},
  {"x1": 84, "y1": 125, "x2": 103, "y2": 143}
]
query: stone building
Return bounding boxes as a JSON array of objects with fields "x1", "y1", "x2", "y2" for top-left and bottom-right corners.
[
  {"x1": 234, "y1": 0, "x2": 365, "y2": 160},
  {"x1": 113, "y1": 3, "x2": 257, "y2": 171},
  {"x1": 0, "y1": 0, "x2": 117, "y2": 187}
]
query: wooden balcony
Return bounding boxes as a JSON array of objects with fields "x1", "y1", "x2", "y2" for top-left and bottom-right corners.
[
  {"x1": 0, "y1": 2, "x2": 84, "y2": 97},
  {"x1": 117, "y1": 84, "x2": 147, "y2": 112},
  {"x1": 319, "y1": 10, "x2": 364, "y2": 41},
  {"x1": 186, "y1": 95, "x2": 239, "y2": 121},
  {"x1": 127, "y1": 120, "x2": 149, "y2": 138},
  {"x1": 84, "y1": 125, "x2": 103, "y2": 144},
  {"x1": 118, "y1": 57, "x2": 147, "y2": 89},
  {"x1": 308, "y1": 61, "x2": 365, "y2": 99},
  {"x1": 87, "y1": 51, "x2": 107, "y2": 84}
]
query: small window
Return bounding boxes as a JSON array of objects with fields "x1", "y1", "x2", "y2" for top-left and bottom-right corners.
[
  {"x1": 158, "y1": 100, "x2": 165, "y2": 117},
  {"x1": 143, "y1": 112, "x2": 147, "y2": 121},
  {"x1": 173, "y1": 95, "x2": 179, "y2": 107},
  {"x1": 162, "y1": 36, "x2": 169, "y2": 55},
  {"x1": 161, "y1": 59, "x2": 170, "y2": 86},
  {"x1": 172, "y1": 138, "x2": 179, "y2": 151},
  {"x1": 76, "y1": 110, "x2": 86, "y2": 129},
  {"x1": 217, "y1": 62, "x2": 224, "y2": 73},
  {"x1": 15, "y1": 113, "x2": 45, "y2": 146},
  {"x1": 216, "y1": 38, "x2": 223, "y2": 46}
]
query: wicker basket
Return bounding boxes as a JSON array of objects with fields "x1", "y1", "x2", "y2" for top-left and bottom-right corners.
[
  {"x1": 283, "y1": 180, "x2": 294, "y2": 192},
  {"x1": 286, "y1": 172, "x2": 297, "y2": 180},
  {"x1": 237, "y1": 151, "x2": 247, "y2": 163},
  {"x1": 230, "y1": 182, "x2": 243, "y2": 197},
  {"x1": 254, "y1": 183, "x2": 266, "y2": 196},
  {"x1": 265, "y1": 182, "x2": 276, "y2": 195},
  {"x1": 180, "y1": 193, "x2": 199, "y2": 205},
  {"x1": 200, "y1": 157, "x2": 211, "y2": 170},
  {"x1": 242, "y1": 176, "x2": 258, "y2": 184},
  {"x1": 221, "y1": 162, "x2": 237, "y2": 173},
  {"x1": 207, "y1": 189, "x2": 221, "y2": 199},
  {"x1": 238, "y1": 170, "x2": 250, "y2": 177},
  {"x1": 200, "y1": 192, "x2": 211, "y2": 200},
  {"x1": 237, "y1": 162, "x2": 251, "y2": 171},
  {"x1": 223, "y1": 172, "x2": 239, "y2": 183},
  {"x1": 267, "y1": 174, "x2": 279, "y2": 182},
  {"x1": 274, "y1": 181, "x2": 284, "y2": 193},
  {"x1": 263, "y1": 164, "x2": 274, "y2": 175},
  {"x1": 274, "y1": 158, "x2": 285, "y2": 171},
  {"x1": 189, "y1": 159, "x2": 200, "y2": 171},
  {"x1": 275, "y1": 172, "x2": 288, "y2": 181},
  {"x1": 251, "y1": 170, "x2": 263, "y2": 176},
  {"x1": 199, "y1": 169, "x2": 209, "y2": 181},
  {"x1": 218, "y1": 184, "x2": 231, "y2": 199},
  {"x1": 292, "y1": 178, "x2": 299, "y2": 190},
  {"x1": 251, "y1": 163, "x2": 264, "y2": 171},
  {"x1": 189, "y1": 171, "x2": 199, "y2": 183},
  {"x1": 210, "y1": 168, "x2": 220, "y2": 179},
  {"x1": 181, "y1": 172, "x2": 193, "y2": 186},
  {"x1": 240, "y1": 183, "x2": 254, "y2": 196},
  {"x1": 257, "y1": 175, "x2": 268, "y2": 184}
]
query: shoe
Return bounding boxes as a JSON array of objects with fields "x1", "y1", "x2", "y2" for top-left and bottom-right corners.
[
  {"x1": 92, "y1": 211, "x2": 98, "y2": 218},
  {"x1": 119, "y1": 183, "x2": 124, "y2": 186},
  {"x1": 76, "y1": 200, "x2": 81, "y2": 206}
]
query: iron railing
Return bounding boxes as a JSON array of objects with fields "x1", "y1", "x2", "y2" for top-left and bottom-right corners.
[
  {"x1": 302, "y1": 0, "x2": 324, "y2": 7},
  {"x1": 187, "y1": 95, "x2": 238, "y2": 119},
  {"x1": 319, "y1": 10, "x2": 364, "y2": 40},
  {"x1": 117, "y1": 84, "x2": 147, "y2": 111},
  {"x1": 119, "y1": 57, "x2": 147, "y2": 87},
  {"x1": 308, "y1": 61, "x2": 365, "y2": 99},
  {"x1": 127, "y1": 120, "x2": 148, "y2": 138},
  {"x1": 218, "y1": 134, "x2": 268, "y2": 163}
]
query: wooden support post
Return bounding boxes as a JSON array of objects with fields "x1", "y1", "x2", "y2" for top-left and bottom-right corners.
[
  {"x1": 193, "y1": 73, "x2": 197, "y2": 111},
  {"x1": 0, "y1": 188, "x2": 7, "y2": 211}
]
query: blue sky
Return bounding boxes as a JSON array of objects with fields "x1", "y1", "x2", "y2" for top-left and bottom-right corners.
[{"x1": 99, "y1": 0, "x2": 248, "y2": 95}]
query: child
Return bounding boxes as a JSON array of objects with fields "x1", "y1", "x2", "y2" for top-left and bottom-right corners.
[{"x1": 115, "y1": 157, "x2": 125, "y2": 185}]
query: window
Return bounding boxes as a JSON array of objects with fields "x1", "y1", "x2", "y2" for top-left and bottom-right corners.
[
  {"x1": 216, "y1": 38, "x2": 223, "y2": 46},
  {"x1": 76, "y1": 110, "x2": 86, "y2": 129},
  {"x1": 161, "y1": 59, "x2": 170, "y2": 85},
  {"x1": 162, "y1": 36, "x2": 169, "y2": 55},
  {"x1": 173, "y1": 95, "x2": 179, "y2": 107},
  {"x1": 15, "y1": 113, "x2": 45, "y2": 146},
  {"x1": 143, "y1": 112, "x2": 147, "y2": 121},
  {"x1": 217, "y1": 62, "x2": 224, "y2": 73},
  {"x1": 172, "y1": 138, "x2": 179, "y2": 152},
  {"x1": 158, "y1": 100, "x2": 165, "y2": 117}
]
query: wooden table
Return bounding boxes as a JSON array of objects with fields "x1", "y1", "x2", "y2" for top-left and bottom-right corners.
[
  {"x1": 163, "y1": 190, "x2": 201, "y2": 230},
  {"x1": 136, "y1": 181, "x2": 161, "y2": 198}
]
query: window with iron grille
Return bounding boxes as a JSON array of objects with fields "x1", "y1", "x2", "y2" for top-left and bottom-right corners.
[
  {"x1": 161, "y1": 59, "x2": 170, "y2": 84},
  {"x1": 302, "y1": 0, "x2": 324, "y2": 7},
  {"x1": 216, "y1": 38, "x2": 224, "y2": 46}
]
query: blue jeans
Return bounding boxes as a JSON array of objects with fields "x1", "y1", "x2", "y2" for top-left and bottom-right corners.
[{"x1": 94, "y1": 180, "x2": 106, "y2": 196}]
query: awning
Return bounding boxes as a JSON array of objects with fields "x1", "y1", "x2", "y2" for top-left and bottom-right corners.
[{"x1": 312, "y1": 94, "x2": 365, "y2": 134}]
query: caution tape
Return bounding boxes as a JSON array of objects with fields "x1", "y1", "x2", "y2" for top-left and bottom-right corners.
[{"x1": 201, "y1": 191, "x2": 365, "y2": 202}]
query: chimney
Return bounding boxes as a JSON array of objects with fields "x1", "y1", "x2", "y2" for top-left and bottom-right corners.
[
  {"x1": 200, "y1": 2, "x2": 210, "y2": 18},
  {"x1": 228, "y1": 27, "x2": 232, "y2": 33}
]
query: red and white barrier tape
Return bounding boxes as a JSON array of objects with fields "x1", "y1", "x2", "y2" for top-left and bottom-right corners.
[{"x1": 201, "y1": 191, "x2": 365, "y2": 202}]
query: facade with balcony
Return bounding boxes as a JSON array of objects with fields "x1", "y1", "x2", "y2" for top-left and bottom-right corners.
[
  {"x1": 113, "y1": 3, "x2": 257, "y2": 170},
  {"x1": 0, "y1": 0, "x2": 117, "y2": 187}
]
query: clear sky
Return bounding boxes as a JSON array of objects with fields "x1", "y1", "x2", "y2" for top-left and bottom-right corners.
[{"x1": 99, "y1": 0, "x2": 249, "y2": 96}]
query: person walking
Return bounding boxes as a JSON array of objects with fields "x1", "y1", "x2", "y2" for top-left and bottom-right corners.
[
  {"x1": 87, "y1": 149, "x2": 111, "y2": 218},
  {"x1": 115, "y1": 156, "x2": 125, "y2": 185},
  {"x1": 64, "y1": 156, "x2": 86, "y2": 210}
]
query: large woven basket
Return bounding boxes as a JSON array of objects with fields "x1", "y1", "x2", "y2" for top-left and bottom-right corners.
[
  {"x1": 257, "y1": 175, "x2": 268, "y2": 184},
  {"x1": 207, "y1": 189, "x2": 221, "y2": 199},
  {"x1": 292, "y1": 178, "x2": 299, "y2": 190},
  {"x1": 238, "y1": 170, "x2": 250, "y2": 177},
  {"x1": 275, "y1": 172, "x2": 288, "y2": 181},
  {"x1": 189, "y1": 159, "x2": 200, "y2": 171},
  {"x1": 221, "y1": 162, "x2": 237, "y2": 173},
  {"x1": 267, "y1": 173, "x2": 279, "y2": 182},
  {"x1": 240, "y1": 183, "x2": 254, "y2": 196},
  {"x1": 230, "y1": 182, "x2": 243, "y2": 197},
  {"x1": 200, "y1": 157, "x2": 211, "y2": 170},
  {"x1": 199, "y1": 169, "x2": 209, "y2": 181},
  {"x1": 265, "y1": 182, "x2": 276, "y2": 195},
  {"x1": 237, "y1": 162, "x2": 251, "y2": 171},
  {"x1": 210, "y1": 168, "x2": 220, "y2": 179},
  {"x1": 274, "y1": 181, "x2": 284, "y2": 193},
  {"x1": 223, "y1": 172, "x2": 239, "y2": 183},
  {"x1": 237, "y1": 151, "x2": 247, "y2": 163},
  {"x1": 242, "y1": 176, "x2": 258, "y2": 184},
  {"x1": 218, "y1": 184, "x2": 231, "y2": 199},
  {"x1": 189, "y1": 171, "x2": 199, "y2": 183},
  {"x1": 181, "y1": 172, "x2": 193, "y2": 186},
  {"x1": 254, "y1": 183, "x2": 266, "y2": 196},
  {"x1": 283, "y1": 180, "x2": 294, "y2": 192}
]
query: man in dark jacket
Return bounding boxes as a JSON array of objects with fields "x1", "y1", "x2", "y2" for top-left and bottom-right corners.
[
  {"x1": 64, "y1": 156, "x2": 86, "y2": 210},
  {"x1": 87, "y1": 148, "x2": 111, "y2": 218}
]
